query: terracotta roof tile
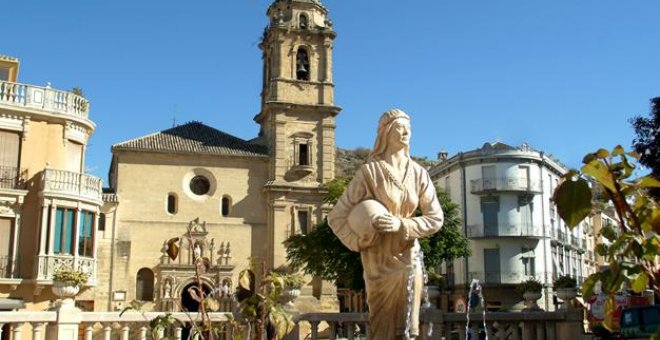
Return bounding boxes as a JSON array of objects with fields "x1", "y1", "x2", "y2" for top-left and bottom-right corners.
[{"x1": 112, "y1": 121, "x2": 268, "y2": 157}]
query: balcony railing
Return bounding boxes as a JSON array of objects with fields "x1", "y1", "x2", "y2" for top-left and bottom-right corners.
[
  {"x1": 550, "y1": 228, "x2": 568, "y2": 243},
  {"x1": 467, "y1": 223, "x2": 545, "y2": 238},
  {"x1": 0, "y1": 165, "x2": 27, "y2": 190},
  {"x1": 0, "y1": 255, "x2": 20, "y2": 279},
  {"x1": 468, "y1": 271, "x2": 549, "y2": 285},
  {"x1": 0, "y1": 80, "x2": 89, "y2": 119},
  {"x1": 470, "y1": 176, "x2": 542, "y2": 194},
  {"x1": 35, "y1": 254, "x2": 96, "y2": 284},
  {"x1": 41, "y1": 168, "x2": 102, "y2": 202},
  {"x1": 0, "y1": 308, "x2": 586, "y2": 340}
]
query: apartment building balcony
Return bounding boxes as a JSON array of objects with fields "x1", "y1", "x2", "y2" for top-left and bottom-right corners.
[
  {"x1": 550, "y1": 228, "x2": 569, "y2": 244},
  {"x1": 0, "y1": 80, "x2": 90, "y2": 123},
  {"x1": 468, "y1": 271, "x2": 549, "y2": 285},
  {"x1": 466, "y1": 223, "x2": 546, "y2": 238},
  {"x1": 40, "y1": 168, "x2": 102, "y2": 203},
  {"x1": 35, "y1": 254, "x2": 95, "y2": 285},
  {"x1": 0, "y1": 166, "x2": 27, "y2": 190},
  {"x1": 470, "y1": 176, "x2": 542, "y2": 195},
  {"x1": 0, "y1": 255, "x2": 20, "y2": 280}
]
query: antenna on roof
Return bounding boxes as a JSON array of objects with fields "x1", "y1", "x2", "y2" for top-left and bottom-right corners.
[{"x1": 172, "y1": 104, "x2": 178, "y2": 127}]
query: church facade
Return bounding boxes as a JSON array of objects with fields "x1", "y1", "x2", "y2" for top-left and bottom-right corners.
[{"x1": 95, "y1": 0, "x2": 341, "y2": 313}]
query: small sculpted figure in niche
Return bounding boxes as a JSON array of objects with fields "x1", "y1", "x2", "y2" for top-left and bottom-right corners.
[{"x1": 328, "y1": 109, "x2": 444, "y2": 339}]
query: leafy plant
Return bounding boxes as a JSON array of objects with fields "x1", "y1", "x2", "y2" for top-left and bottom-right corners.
[
  {"x1": 426, "y1": 270, "x2": 445, "y2": 288},
  {"x1": 516, "y1": 279, "x2": 543, "y2": 294},
  {"x1": 552, "y1": 275, "x2": 577, "y2": 289},
  {"x1": 270, "y1": 266, "x2": 306, "y2": 289},
  {"x1": 553, "y1": 145, "x2": 659, "y2": 331},
  {"x1": 52, "y1": 267, "x2": 90, "y2": 286}
]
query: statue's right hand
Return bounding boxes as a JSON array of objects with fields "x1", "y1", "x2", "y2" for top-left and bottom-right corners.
[{"x1": 372, "y1": 213, "x2": 401, "y2": 233}]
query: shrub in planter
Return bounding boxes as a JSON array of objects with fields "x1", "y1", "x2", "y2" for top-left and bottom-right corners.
[
  {"x1": 52, "y1": 268, "x2": 90, "y2": 286},
  {"x1": 553, "y1": 275, "x2": 577, "y2": 289},
  {"x1": 516, "y1": 279, "x2": 543, "y2": 294}
]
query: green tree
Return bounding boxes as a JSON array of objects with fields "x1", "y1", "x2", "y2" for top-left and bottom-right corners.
[
  {"x1": 284, "y1": 177, "x2": 471, "y2": 291},
  {"x1": 553, "y1": 146, "x2": 659, "y2": 333},
  {"x1": 630, "y1": 97, "x2": 660, "y2": 199}
]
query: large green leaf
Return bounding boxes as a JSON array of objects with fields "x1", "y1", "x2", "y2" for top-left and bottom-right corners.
[
  {"x1": 554, "y1": 178, "x2": 592, "y2": 228},
  {"x1": 582, "y1": 160, "x2": 616, "y2": 192},
  {"x1": 639, "y1": 175, "x2": 660, "y2": 188},
  {"x1": 581, "y1": 273, "x2": 601, "y2": 301},
  {"x1": 631, "y1": 272, "x2": 648, "y2": 293}
]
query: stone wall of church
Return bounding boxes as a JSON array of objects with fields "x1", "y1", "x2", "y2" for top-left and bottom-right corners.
[{"x1": 95, "y1": 151, "x2": 269, "y2": 311}]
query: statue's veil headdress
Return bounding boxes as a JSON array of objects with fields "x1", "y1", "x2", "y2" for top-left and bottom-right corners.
[{"x1": 368, "y1": 108, "x2": 411, "y2": 162}]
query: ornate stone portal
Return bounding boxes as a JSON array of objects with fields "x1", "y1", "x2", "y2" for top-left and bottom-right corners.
[{"x1": 156, "y1": 218, "x2": 235, "y2": 312}]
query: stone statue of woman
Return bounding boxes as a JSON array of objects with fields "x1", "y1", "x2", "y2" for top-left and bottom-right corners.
[{"x1": 328, "y1": 109, "x2": 444, "y2": 339}]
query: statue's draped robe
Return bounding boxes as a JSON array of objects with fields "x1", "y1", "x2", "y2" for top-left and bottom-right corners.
[{"x1": 328, "y1": 160, "x2": 443, "y2": 339}]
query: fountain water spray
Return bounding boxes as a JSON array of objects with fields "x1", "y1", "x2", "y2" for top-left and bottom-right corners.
[
  {"x1": 403, "y1": 250, "x2": 433, "y2": 340},
  {"x1": 466, "y1": 279, "x2": 488, "y2": 340}
]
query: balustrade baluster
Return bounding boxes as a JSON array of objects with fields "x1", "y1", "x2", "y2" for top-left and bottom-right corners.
[
  {"x1": 139, "y1": 326, "x2": 148, "y2": 340},
  {"x1": 345, "y1": 321, "x2": 354, "y2": 340},
  {"x1": 11, "y1": 322, "x2": 23, "y2": 339},
  {"x1": 511, "y1": 321, "x2": 521, "y2": 340},
  {"x1": 364, "y1": 321, "x2": 370, "y2": 340},
  {"x1": 174, "y1": 326, "x2": 182, "y2": 340},
  {"x1": 157, "y1": 328, "x2": 165, "y2": 339},
  {"x1": 84, "y1": 323, "x2": 94, "y2": 340},
  {"x1": 309, "y1": 321, "x2": 319, "y2": 340},
  {"x1": 0, "y1": 323, "x2": 3, "y2": 337},
  {"x1": 120, "y1": 323, "x2": 130, "y2": 340},
  {"x1": 536, "y1": 322, "x2": 544, "y2": 340},
  {"x1": 102, "y1": 323, "x2": 112, "y2": 340},
  {"x1": 32, "y1": 322, "x2": 46, "y2": 340},
  {"x1": 328, "y1": 321, "x2": 337, "y2": 340},
  {"x1": 546, "y1": 321, "x2": 556, "y2": 340},
  {"x1": 522, "y1": 321, "x2": 535, "y2": 340},
  {"x1": 458, "y1": 323, "x2": 466, "y2": 340}
]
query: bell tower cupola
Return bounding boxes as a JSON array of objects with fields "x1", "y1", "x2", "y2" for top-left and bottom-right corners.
[{"x1": 255, "y1": 0, "x2": 340, "y2": 184}]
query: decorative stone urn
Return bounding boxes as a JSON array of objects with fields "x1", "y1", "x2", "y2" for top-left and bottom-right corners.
[
  {"x1": 279, "y1": 287, "x2": 301, "y2": 309},
  {"x1": 51, "y1": 281, "x2": 81, "y2": 307},
  {"x1": 556, "y1": 288, "x2": 578, "y2": 309},
  {"x1": 522, "y1": 291, "x2": 543, "y2": 311}
]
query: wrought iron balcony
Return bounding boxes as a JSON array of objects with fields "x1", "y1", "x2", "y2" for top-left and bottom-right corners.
[
  {"x1": 468, "y1": 271, "x2": 549, "y2": 285},
  {"x1": 466, "y1": 223, "x2": 546, "y2": 238},
  {"x1": 40, "y1": 168, "x2": 102, "y2": 202},
  {"x1": 35, "y1": 254, "x2": 95, "y2": 285},
  {"x1": 470, "y1": 176, "x2": 542, "y2": 195},
  {"x1": 0, "y1": 165, "x2": 27, "y2": 190},
  {"x1": 550, "y1": 228, "x2": 569, "y2": 244},
  {"x1": 0, "y1": 255, "x2": 20, "y2": 279},
  {"x1": 0, "y1": 80, "x2": 89, "y2": 119}
]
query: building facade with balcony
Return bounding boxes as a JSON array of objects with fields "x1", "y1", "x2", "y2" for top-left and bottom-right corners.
[
  {"x1": 430, "y1": 142, "x2": 593, "y2": 311},
  {"x1": 0, "y1": 55, "x2": 102, "y2": 311}
]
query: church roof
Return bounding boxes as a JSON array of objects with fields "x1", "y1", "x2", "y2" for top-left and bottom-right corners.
[{"x1": 112, "y1": 121, "x2": 269, "y2": 157}]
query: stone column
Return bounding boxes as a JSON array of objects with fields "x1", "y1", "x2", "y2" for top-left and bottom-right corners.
[
  {"x1": 46, "y1": 298, "x2": 82, "y2": 340},
  {"x1": 555, "y1": 309, "x2": 584, "y2": 340}
]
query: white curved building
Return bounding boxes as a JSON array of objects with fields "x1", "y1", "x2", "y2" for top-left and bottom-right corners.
[{"x1": 429, "y1": 142, "x2": 592, "y2": 311}]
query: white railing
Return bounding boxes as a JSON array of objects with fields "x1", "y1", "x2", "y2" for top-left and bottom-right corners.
[
  {"x1": 36, "y1": 254, "x2": 96, "y2": 284},
  {"x1": 0, "y1": 80, "x2": 89, "y2": 119},
  {"x1": 0, "y1": 308, "x2": 585, "y2": 340},
  {"x1": 41, "y1": 168, "x2": 102, "y2": 201},
  {"x1": 0, "y1": 311, "x2": 236, "y2": 340},
  {"x1": 466, "y1": 223, "x2": 546, "y2": 238},
  {"x1": 470, "y1": 177, "x2": 542, "y2": 194}
]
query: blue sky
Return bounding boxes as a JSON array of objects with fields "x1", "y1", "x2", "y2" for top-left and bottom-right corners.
[{"x1": 5, "y1": 1, "x2": 659, "y2": 180}]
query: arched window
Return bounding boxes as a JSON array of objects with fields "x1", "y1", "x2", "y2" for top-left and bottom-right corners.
[
  {"x1": 167, "y1": 194, "x2": 177, "y2": 214},
  {"x1": 299, "y1": 13, "x2": 308, "y2": 29},
  {"x1": 296, "y1": 47, "x2": 310, "y2": 81},
  {"x1": 136, "y1": 268, "x2": 154, "y2": 301},
  {"x1": 221, "y1": 196, "x2": 232, "y2": 217}
]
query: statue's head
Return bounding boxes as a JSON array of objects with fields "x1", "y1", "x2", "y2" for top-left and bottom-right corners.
[{"x1": 369, "y1": 109, "x2": 411, "y2": 161}]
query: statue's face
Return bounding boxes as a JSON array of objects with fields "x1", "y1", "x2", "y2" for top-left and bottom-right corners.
[{"x1": 387, "y1": 118, "x2": 411, "y2": 148}]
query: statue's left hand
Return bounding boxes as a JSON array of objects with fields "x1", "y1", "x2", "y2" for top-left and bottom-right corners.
[{"x1": 373, "y1": 213, "x2": 402, "y2": 233}]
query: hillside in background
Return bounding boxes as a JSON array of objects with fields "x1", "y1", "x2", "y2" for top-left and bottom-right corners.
[{"x1": 335, "y1": 147, "x2": 438, "y2": 177}]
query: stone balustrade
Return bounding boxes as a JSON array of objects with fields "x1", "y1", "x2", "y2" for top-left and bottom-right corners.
[
  {"x1": 41, "y1": 168, "x2": 103, "y2": 202},
  {"x1": 0, "y1": 80, "x2": 90, "y2": 119},
  {"x1": 0, "y1": 308, "x2": 585, "y2": 340}
]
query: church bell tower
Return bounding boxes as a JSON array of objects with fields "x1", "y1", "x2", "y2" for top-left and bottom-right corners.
[{"x1": 255, "y1": 0, "x2": 341, "y2": 268}]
